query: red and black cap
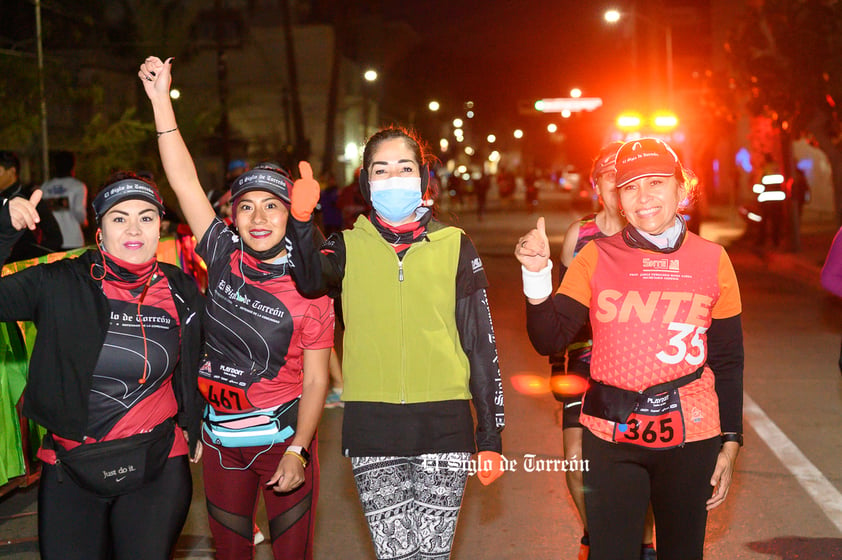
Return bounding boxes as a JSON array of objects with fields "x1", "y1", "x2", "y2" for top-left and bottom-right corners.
[
  {"x1": 615, "y1": 138, "x2": 680, "y2": 189},
  {"x1": 589, "y1": 141, "x2": 624, "y2": 187}
]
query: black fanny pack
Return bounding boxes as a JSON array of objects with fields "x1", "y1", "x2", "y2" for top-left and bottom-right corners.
[
  {"x1": 582, "y1": 367, "x2": 704, "y2": 424},
  {"x1": 49, "y1": 418, "x2": 176, "y2": 497}
]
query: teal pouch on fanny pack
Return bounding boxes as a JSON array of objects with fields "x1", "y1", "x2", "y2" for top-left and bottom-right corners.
[{"x1": 203, "y1": 398, "x2": 298, "y2": 447}]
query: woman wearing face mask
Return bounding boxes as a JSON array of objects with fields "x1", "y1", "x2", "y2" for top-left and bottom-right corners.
[
  {"x1": 516, "y1": 138, "x2": 744, "y2": 560},
  {"x1": 286, "y1": 126, "x2": 505, "y2": 560},
  {"x1": 0, "y1": 174, "x2": 204, "y2": 560},
  {"x1": 140, "y1": 56, "x2": 334, "y2": 560}
]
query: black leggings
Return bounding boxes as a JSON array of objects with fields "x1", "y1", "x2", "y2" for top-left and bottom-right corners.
[
  {"x1": 38, "y1": 455, "x2": 192, "y2": 560},
  {"x1": 582, "y1": 431, "x2": 720, "y2": 560}
]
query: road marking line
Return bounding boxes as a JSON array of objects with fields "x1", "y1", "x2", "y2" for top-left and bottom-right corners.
[{"x1": 744, "y1": 392, "x2": 842, "y2": 533}]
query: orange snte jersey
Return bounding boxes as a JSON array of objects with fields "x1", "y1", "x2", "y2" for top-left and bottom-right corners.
[{"x1": 559, "y1": 232, "x2": 742, "y2": 443}]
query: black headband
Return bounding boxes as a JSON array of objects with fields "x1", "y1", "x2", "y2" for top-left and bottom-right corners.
[
  {"x1": 92, "y1": 179, "x2": 165, "y2": 221},
  {"x1": 230, "y1": 169, "x2": 292, "y2": 204}
]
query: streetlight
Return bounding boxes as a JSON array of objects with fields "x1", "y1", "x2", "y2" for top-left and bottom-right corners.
[
  {"x1": 35, "y1": 0, "x2": 49, "y2": 181},
  {"x1": 362, "y1": 69, "x2": 378, "y2": 138},
  {"x1": 604, "y1": 8, "x2": 674, "y2": 107},
  {"x1": 428, "y1": 100, "x2": 440, "y2": 112}
]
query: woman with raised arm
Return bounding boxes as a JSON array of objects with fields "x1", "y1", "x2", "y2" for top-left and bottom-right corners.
[
  {"x1": 140, "y1": 56, "x2": 334, "y2": 560},
  {"x1": 0, "y1": 176, "x2": 204, "y2": 560},
  {"x1": 517, "y1": 138, "x2": 744, "y2": 560}
]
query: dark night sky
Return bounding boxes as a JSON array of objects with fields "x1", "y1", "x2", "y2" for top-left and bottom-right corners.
[
  {"x1": 394, "y1": 1, "x2": 618, "y2": 97},
  {"x1": 356, "y1": 0, "x2": 720, "y2": 171},
  {"x1": 1, "y1": 0, "x2": 713, "y2": 170},
  {"x1": 368, "y1": 0, "x2": 653, "y2": 167}
]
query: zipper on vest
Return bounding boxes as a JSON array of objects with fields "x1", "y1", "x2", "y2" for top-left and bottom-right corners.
[{"x1": 398, "y1": 254, "x2": 407, "y2": 401}]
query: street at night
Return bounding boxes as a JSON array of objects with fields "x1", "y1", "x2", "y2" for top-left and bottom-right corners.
[
  {"x1": 3, "y1": 1, "x2": 842, "y2": 559},
  {"x1": 2, "y1": 189, "x2": 841, "y2": 559}
]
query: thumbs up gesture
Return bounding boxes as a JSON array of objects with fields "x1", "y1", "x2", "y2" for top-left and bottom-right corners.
[
  {"x1": 138, "y1": 56, "x2": 173, "y2": 102},
  {"x1": 291, "y1": 161, "x2": 321, "y2": 222},
  {"x1": 8, "y1": 190, "x2": 42, "y2": 232},
  {"x1": 515, "y1": 216, "x2": 550, "y2": 272}
]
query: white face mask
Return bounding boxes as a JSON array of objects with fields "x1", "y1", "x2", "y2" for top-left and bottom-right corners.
[{"x1": 370, "y1": 176, "x2": 423, "y2": 223}]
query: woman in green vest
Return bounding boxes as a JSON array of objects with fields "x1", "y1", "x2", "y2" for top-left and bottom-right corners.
[{"x1": 287, "y1": 127, "x2": 505, "y2": 560}]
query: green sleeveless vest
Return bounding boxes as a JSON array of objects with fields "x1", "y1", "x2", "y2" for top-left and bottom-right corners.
[{"x1": 341, "y1": 216, "x2": 471, "y2": 404}]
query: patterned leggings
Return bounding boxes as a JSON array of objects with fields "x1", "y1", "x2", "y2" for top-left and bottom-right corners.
[{"x1": 351, "y1": 453, "x2": 470, "y2": 560}]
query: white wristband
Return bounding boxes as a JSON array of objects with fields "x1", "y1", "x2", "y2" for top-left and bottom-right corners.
[{"x1": 521, "y1": 261, "x2": 553, "y2": 300}]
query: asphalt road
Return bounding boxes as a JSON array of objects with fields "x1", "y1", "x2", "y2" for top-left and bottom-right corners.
[{"x1": 2, "y1": 190, "x2": 842, "y2": 559}]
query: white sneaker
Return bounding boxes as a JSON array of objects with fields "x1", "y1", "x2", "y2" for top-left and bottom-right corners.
[{"x1": 254, "y1": 528, "x2": 265, "y2": 545}]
